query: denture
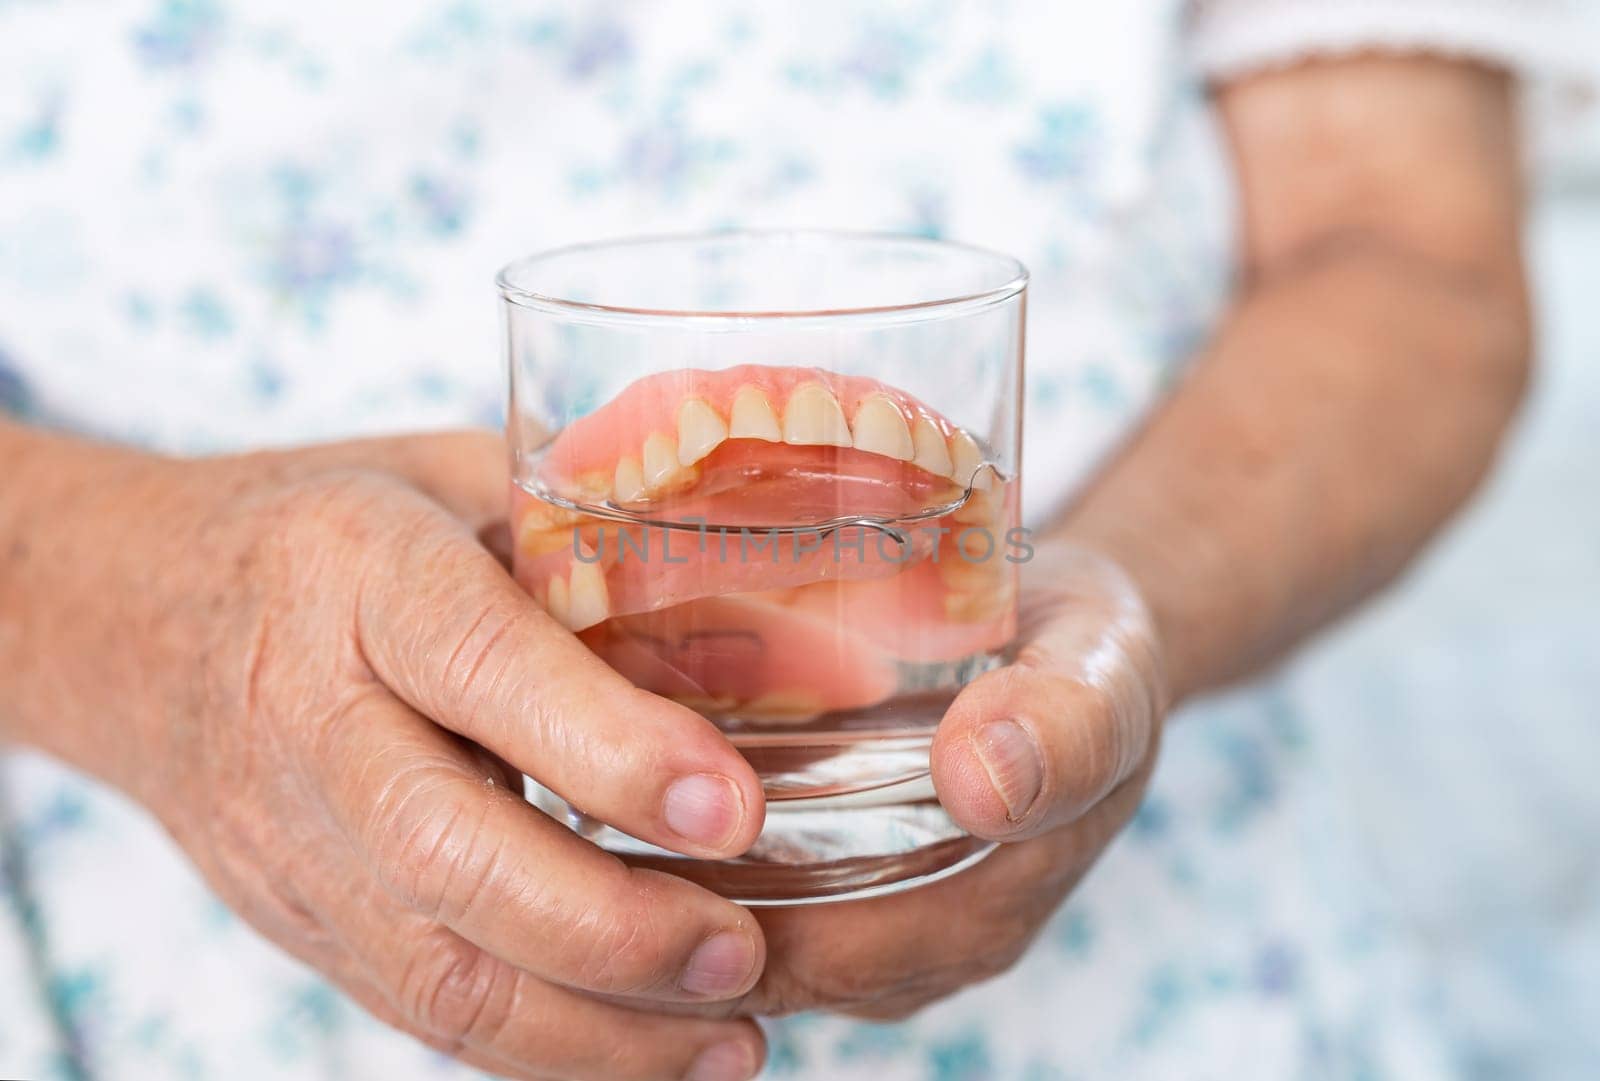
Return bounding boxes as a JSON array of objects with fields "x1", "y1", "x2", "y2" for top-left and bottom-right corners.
[{"x1": 512, "y1": 365, "x2": 1017, "y2": 721}]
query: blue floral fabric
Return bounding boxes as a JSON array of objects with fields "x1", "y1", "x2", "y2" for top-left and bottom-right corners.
[{"x1": 2, "y1": 3, "x2": 1595, "y2": 1080}]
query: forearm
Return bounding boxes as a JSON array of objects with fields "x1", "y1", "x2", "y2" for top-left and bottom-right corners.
[
  {"x1": 1059, "y1": 241, "x2": 1529, "y2": 703},
  {"x1": 0, "y1": 421, "x2": 175, "y2": 775}
]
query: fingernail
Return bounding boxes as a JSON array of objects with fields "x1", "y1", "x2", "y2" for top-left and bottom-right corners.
[
  {"x1": 687, "y1": 1039, "x2": 756, "y2": 1081},
  {"x1": 680, "y1": 931, "x2": 756, "y2": 998},
  {"x1": 973, "y1": 719, "x2": 1044, "y2": 822},
  {"x1": 664, "y1": 773, "x2": 742, "y2": 849}
]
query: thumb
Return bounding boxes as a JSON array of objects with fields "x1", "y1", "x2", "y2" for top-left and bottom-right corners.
[{"x1": 930, "y1": 546, "x2": 1166, "y2": 842}]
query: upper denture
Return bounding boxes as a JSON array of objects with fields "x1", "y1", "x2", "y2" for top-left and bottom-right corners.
[
  {"x1": 515, "y1": 365, "x2": 1020, "y2": 659},
  {"x1": 538, "y1": 365, "x2": 989, "y2": 507}
]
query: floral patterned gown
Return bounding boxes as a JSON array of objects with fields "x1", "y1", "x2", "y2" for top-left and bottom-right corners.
[{"x1": 0, "y1": 2, "x2": 1591, "y2": 1078}]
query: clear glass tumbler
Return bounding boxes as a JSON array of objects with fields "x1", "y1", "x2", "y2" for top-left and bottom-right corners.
[{"x1": 500, "y1": 231, "x2": 1027, "y2": 905}]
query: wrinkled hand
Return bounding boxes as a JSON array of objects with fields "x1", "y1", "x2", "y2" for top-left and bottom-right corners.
[
  {"x1": 737, "y1": 543, "x2": 1166, "y2": 1020},
  {"x1": 76, "y1": 431, "x2": 772, "y2": 1081}
]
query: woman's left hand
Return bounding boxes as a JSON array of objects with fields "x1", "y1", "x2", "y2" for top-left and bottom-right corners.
[{"x1": 734, "y1": 542, "x2": 1167, "y2": 1019}]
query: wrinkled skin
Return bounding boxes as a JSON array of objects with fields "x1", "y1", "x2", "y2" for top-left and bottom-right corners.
[
  {"x1": 4, "y1": 425, "x2": 1162, "y2": 1073},
  {"x1": 711, "y1": 544, "x2": 1165, "y2": 1022},
  {"x1": 4, "y1": 430, "x2": 774, "y2": 1081},
  {"x1": 213, "y1": 436, "x2": 1165, "y2": 1032}
]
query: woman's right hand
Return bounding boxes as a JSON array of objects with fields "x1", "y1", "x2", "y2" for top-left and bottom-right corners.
[{"x1": 0, "y1": 427, "x2": 768, "y2": 1081}]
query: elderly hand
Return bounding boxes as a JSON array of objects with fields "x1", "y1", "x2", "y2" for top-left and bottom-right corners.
[
  {"x1": 735, "y1": 542, "x2": 1165, "y2": 1020},
  {"x1": 9, "y1": 429, "x2": 770, "y2": 1081}
]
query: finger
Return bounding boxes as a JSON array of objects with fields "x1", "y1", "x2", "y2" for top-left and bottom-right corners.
[
  {"x1": 312, "y1": 688, "x2": 767, "y2": 1006},
  {"x1": 741, "y1": 762, "x2": 1153, "y2": 1019},
  {"x1": 931, "y1": 552, "x2": 1164, "y2": 841},
  {"x1": 358, "y1": 494, "x2": 765, "y2": 859},
  {"x1": 303, "y1": 851, "x2": 766, "y2": 1081},
  {"x1": 221, "y1": 863, "x2": 548, "y2": 1079}
]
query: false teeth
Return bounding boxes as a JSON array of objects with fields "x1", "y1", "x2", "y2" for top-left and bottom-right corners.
[
  {"x1": 782, "y1": 383, "x2": 853, "y2": 447},
  {"x1": 566, "y1": 558, "x2": 610, "y2": 630},
  {"x1": 544, "y1": 575, "x2": 571, "y2": 627},
  {"x1": 728, "y1": 386, "x2": 782, "y2": 441},
  {"x1": 676, "y1": 398, "x2": 729, "y2": 466},
  {"x1": 613, "y1": 456, "x2": 646, "y2": 503},
  {"x1": 911, "y1": 418, "x2": 955, "y2": 477},
  {"x1": 641, "y1": 432, "x2": 682, "y2": 488},
  {"x1": 850, "y1": 394, "x2": 915, "y2": 460},
  {"x1": 949, "y1": 430, "x2": 987, "y2": 488}
]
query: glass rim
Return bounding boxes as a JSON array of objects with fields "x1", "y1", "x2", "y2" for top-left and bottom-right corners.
[{"x1": 495, "y1": 228, "x2": 1029, "y2": 326}]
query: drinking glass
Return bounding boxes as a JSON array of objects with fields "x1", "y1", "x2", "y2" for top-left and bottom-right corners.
[{"x1": 499, "y1": 230, "x2": 1027, "y2": 904}]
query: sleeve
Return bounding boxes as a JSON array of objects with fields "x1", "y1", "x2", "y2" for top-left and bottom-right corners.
[
  {"x1": 1186, "y1": 0, "x2": 1596, "y2": 86},
  {"x1": 1184, "y1": 0, "x2": 1599, "y2": 177}
]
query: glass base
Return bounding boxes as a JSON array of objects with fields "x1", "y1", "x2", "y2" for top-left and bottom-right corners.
[{"x1": 527, "y1": 776, "x2": 995, "y2": 906}]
